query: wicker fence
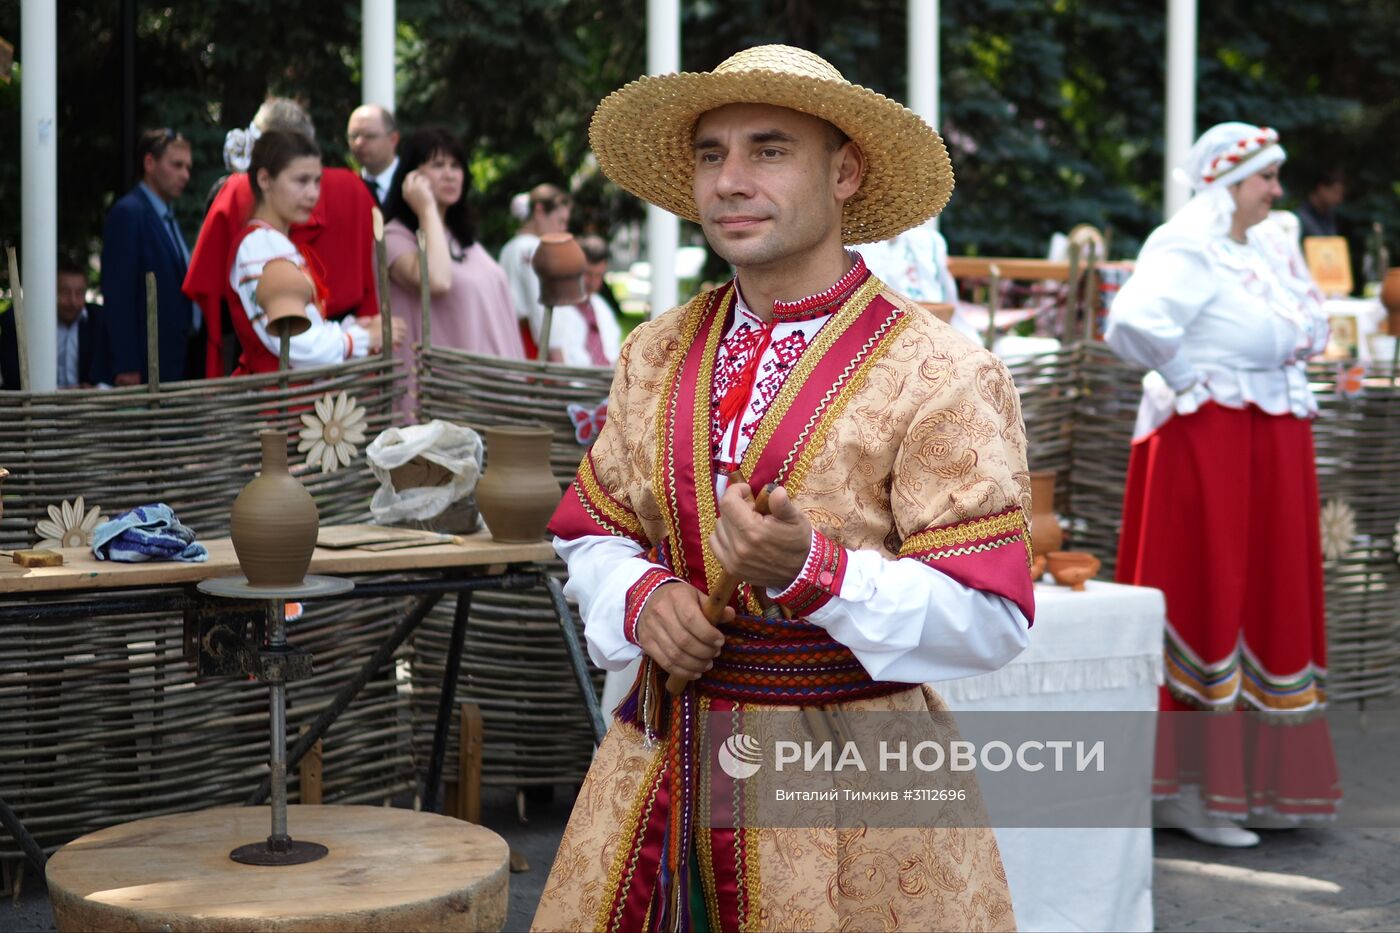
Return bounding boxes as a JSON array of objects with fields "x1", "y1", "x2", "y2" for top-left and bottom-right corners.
[{"x1": 4, "y1": 337, "x2": 1399, "y2": 861}]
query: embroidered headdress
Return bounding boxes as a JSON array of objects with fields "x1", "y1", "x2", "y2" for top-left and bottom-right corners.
[{"x1": 588, "y1": 44, "x2": 953, "y2": 245}]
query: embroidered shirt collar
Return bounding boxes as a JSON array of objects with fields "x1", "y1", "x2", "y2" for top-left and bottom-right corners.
[{"x1": 733, "y1": 250, "x2": 870, "y2": 324}]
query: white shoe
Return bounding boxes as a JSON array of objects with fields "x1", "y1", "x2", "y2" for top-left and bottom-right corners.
[{"x1": 1154, "y1": 788, "x2": 1261, "y2": 848}]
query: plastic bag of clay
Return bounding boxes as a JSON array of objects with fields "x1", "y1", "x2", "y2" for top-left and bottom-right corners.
[{"x1": 366, "y1": 420, "x2": 483, "y2": 525}]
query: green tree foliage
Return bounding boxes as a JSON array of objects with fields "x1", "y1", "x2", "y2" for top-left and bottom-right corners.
[{"x1": 0, "y1": 0, "x2": 1396, "y2": 273}]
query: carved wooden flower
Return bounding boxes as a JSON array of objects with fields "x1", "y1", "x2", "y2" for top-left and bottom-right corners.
[
  {"x1": 298, "y1": 391, "x2": 367, "y2": 473},
  {"x1": 1319, "y1": 499, "x2": 1356, "y2": 562},
  {"x1": 35, "y1": 496, "x2": 104, "y2": 549}
]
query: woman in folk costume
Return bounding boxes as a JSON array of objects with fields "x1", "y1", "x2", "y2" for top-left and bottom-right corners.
[
  {"x1": 1107, "y1": 123, "x2": 1339, "y2": 847},
  {"x1": 228, "y1": 130, "x2": 399, "y2": 372},
  {"x1": 535, "y1": 46, "x2": 1035, "y2": 932}
]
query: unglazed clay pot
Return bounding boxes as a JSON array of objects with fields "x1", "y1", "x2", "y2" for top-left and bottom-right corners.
[
  {"x1": 1382, "y1": 269, "x2": 1400, "y2": 337},
  {"x1": 1029, "y1": 471, "x2": 1063, "y2": 566},
  {"x1": 254, "y1": 259, "x2": 314, "y2": 338},
  {"x1": 475, "y1": 425, "x2": 562, "y2": 543},
  {"x1": 1047, "y1": 551, "x2": 1101, "y2": 592},
  {"x1": 531, "y1": 234, "x2": 588, "y2": 306},
  {"x1": 230, "y1": 430, "x2": 319, "y2": 587},
  {"x1": 1030, "y1": 554, "x2": 1047, "y2": 581}
]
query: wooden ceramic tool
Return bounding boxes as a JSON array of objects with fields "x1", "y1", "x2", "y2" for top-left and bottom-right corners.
[
  {"x1": 1, "y1": 548, "x2": 64, "y2": 567},
  {"x1": 664, "y1": 483, "x2": 774, "y2": 696}
]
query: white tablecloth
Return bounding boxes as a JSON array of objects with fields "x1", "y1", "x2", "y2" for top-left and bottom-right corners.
[{"x1": 931, "y1": 579, "x2": 1165, "y2": 933}]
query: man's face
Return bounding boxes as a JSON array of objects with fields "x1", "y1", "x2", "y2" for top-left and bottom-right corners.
[
  {"x1": 692, "y1": 103, "x2": 861, "y2": 272},
  {"x1": 583, "y1": 260, "x2": 608, "y2": 296},
  {"x1": 347, "y1": 107, "x2": 398, "y2": 175},
  {"x1": 1318, "y1": 179, "x2": 1345, "y2": 211},
  {"x1": 144, "y1": 141, "x2": 192, "y2": 202},
  {"x1": 56, "y1": 271, "x2": 86, "y2": 326}
]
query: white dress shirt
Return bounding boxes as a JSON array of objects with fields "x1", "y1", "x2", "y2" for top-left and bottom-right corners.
[
  {"x1": 56, "y1": 308, "x2": 86, "y2": 388},
  {"x1": 363, "y1": 157, "x2": 399, "y2": 204},
  {"x1": 555, "y1": 283, "x2": 1030, "y2": 685}
]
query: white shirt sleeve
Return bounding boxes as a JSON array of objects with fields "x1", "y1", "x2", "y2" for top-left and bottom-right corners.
[
  {"x1": 559, "y1": 530, "x2": 1030, "y2": 684},
  {"x1": 231, "y1": 228, "x2": 369, "y2": 367},
  {"x1": 555, "y1": 533, "x2": 655, "y2": 670},
  {"x1": 547, "y1": 305, "x2": 591, "y2": 367},
  {"x1": 769, "y1": 549, "x2": 1029, "y2": 683},
  {"x1": 1105, "y1": 243, "x2": 1217, "y2": 391}
]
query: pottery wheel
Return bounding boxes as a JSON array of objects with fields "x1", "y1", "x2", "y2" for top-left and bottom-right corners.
[
  {"x1": 46, "y1": 805, "x2": 509, "y2": 932},
  {"x1": 197, "y1": 575, "x2": 355, "y2": 600}
]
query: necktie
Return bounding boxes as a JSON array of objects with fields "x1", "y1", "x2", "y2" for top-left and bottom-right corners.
[
  {"x1": 165, "y1": 212, "x2": 189, "y2": 268},
  {"x1": 575, "y1": 301, "x2": 610, "y2": 367}
]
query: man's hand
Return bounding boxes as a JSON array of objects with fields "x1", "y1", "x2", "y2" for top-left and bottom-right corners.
[
  {"x1": 636, "y1": 582, "x2": 728, "y2": 682},
  {"x1": 114, "y1": 371, "x2": 141, "y2": 387},
  {"x1": 709, "y1": 483, "x2": 812, "y2": 590}
]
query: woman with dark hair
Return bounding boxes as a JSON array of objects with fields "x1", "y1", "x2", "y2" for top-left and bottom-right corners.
[
  {"x1": 226, "y1": 129, "x2": 397, "y2": 373},
  {"x1": 384, "y1": 127, "x2": 523, "y2": 417}
]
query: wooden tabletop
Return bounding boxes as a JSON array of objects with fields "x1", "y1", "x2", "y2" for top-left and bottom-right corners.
[{"x1": 0, "y1": 526, "x2": 555, "y2": 595}]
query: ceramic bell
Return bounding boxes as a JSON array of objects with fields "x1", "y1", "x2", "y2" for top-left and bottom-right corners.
[
  {"x1": 531, "y1": 234, "x2": 588, "y2": 307},
  {"x1": 255, "y1": 259, "x2": 315, "y2": 338}
]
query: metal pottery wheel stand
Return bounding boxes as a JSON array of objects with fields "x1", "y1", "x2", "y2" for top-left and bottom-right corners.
[{"x1": 196, "y1": 574, "x2": 353, "y2": 865}]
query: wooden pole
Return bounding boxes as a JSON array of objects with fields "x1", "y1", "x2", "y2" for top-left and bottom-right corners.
[
  {"x1": 983, "y1": 264, "x2": 1001, "y2": 351},
  {"x1": 145, "y1": 272, "x2": 160, "y2": 393},
  {"x1": 416, "y1": 229, "x2": 431, "y2": 351},
  {"x1": 6, "y1": 245, "x2": 29, "y2": 392},
  {"x1": 373, "y1": 207, "x2": 392, "y2": 361},
  {"x1": 457, "y1": 702, "x2": 483, "y2": 824},
  {"x1": 536, "y1": 305, "x2": 553, "y2": 362}
]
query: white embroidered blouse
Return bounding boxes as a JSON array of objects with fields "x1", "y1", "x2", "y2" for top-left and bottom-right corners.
[{"x1": 1106, "y1": 216, "x2": 1329, "y2": 439}]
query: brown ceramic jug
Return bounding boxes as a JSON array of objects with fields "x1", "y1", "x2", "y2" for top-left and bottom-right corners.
[
  {"x1": 230, "y1": 430, "x2": 320, "y2": 586},
  {"x1": 531, "y1": 234, "x2": 588, "y2": 306},
  {"x1": 1381, "y1": 268, "x2": 1400, "y2": 336},
  {"x1": 475, "y1": 425, "x2": 562, "y2": 543},
  {"x1": 254, "y1": 259, "x2": 314, "y2": 338},
  {"x1": 1029, "y1": 470, "x2": 1063, "y2": 561}
]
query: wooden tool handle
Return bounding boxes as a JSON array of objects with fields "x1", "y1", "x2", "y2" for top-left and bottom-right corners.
[{"x1": 664, "y1": 485, "x2": 774, "y2": 696}]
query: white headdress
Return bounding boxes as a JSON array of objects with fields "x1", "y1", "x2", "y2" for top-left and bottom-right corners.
[
  {"x1": 223, "y1": 123, "x2": 262, "y2": 173},
  {"x1": 1164, "y1": 122, "x2": 1286, "y2": 242}
]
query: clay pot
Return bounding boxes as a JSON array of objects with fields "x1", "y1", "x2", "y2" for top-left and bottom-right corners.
[
  {"x1": 254, "y1": 259, "x2": 314, "y2": 338},
  {"x1": 475, "y1": 425, "x2": 562, "y2": 543},
  {"x1": 918, "y1": 302, "x2": 956, "y2": 324},
  {"x1": 1029, "y1": 471, "x2": 1064, "y2": 564},
  {"x1": 1382, "y1": 269, "x2": 1400, "y2": 337},
  {"x1": 1047, "y1": 551, "x2": 1101, "y2": 592},
  {"x1": 230, "y1": 431, "x2": 320, "y2": 587},
  {"x1": 531, "y1": 234, "x2": 588, "y2": 307},
  {"x1": 1030, "y1": 554, "x2": 1047, "y2": 581}
]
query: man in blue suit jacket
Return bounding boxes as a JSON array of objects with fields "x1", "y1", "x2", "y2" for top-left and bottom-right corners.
[
  {"x1": 97, "y1": 128, "x2": 201, "y2": 385},
  {"x1": 0, "y1": 257, "x2": 104, "y2": 390}
]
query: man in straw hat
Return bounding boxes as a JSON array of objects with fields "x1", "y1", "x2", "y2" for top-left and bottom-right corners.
[{"x1": 539, "y1": 45, "x2": 1034, "y2": 931}]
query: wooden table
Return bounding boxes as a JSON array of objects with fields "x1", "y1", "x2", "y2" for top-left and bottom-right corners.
[
  {"x1": 0, "y1": 527, "x2": 604, "y2": 877},
  {"x1": 46, "y1": 805, "x2": 509, "y2": 932}
]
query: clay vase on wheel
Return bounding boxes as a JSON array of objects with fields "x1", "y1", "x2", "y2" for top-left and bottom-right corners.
[
  {"x1": 1028, "y1": 471, "x2": 1063, "y2": 571},
  {"x1": 230, "y1": 430, "x2": 320, "y2": 587},
  {"x1": 475, "y1": 425, "x2": 562, "y2": 543},
  {"x1": 1381, "y1": 269, "x2": 1400, "y2": 338}
]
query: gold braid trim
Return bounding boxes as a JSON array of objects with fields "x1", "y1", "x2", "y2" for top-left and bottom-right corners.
[
  {"x1": 694, "y1": 292, "x2": 731, "y2": 592},
  {"x1": 577, "y1": 454, "x2": 646, "y2": 540},
  {"x1": 899, "y1": 509, "x2": 1031, "y2": 561},
  {"x1": 784, "y1": 308, "x2": 910, "y2": 498},
  {"x1": 740, "y1": 276, "x2": 884, "y2": 477},
  {"x1": 598, "y1": 743, "x2": 667, "y2": 932}
]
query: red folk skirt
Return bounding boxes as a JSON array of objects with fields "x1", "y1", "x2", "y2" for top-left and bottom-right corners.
[{"x1": 1116, "y1": 402, "x2": 1340, "y2": 819}]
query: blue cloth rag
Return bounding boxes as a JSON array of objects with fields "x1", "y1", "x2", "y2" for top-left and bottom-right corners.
[{"x1": 91, "y1": 503, "x2": 209, "y2": 563}]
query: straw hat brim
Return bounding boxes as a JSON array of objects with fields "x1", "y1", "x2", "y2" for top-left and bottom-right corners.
[{"x1": 589, "y1": 69, "x2": 953, "y2": 245}]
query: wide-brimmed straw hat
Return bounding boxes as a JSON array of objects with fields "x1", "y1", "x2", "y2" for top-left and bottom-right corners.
[{"x1": 589, "y1": 45, "x2": 954, "y2": 245}]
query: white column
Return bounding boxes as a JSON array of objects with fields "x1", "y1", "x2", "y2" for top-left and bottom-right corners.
[
  {"x1": 20, "y1": 0, "x2": 57, "y2": 392},
  {"x1": 362, "y1": 0, "x2": 396, "y2": 110},
  {"x1": 645, "y1": 0, "x2": 680, "y2": 317},
  {"x1": 1164, "y1": 0, "x2": 1197, "y2": 218},
  {"x1": 908, "y1": 0, "x2": 939, "y2": 230}
]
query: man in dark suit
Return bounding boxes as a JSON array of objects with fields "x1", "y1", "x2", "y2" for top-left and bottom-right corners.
[
  {"x1": 0, "y1": 256, "x2": 103, "y2": 389},
  {"x1": 347, "y1": 104, "x2": 400, "y2": 205},
  {"x1": 97, "y1": 128, "x2": 201, "y2": 385}
]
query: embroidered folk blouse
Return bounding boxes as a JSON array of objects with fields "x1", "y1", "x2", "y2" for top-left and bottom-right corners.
[
  {"x1": 1106, "y1": 216, "x2": 1329, "y2": 439},
  {"x1": 555, "y1": 256, "x2": 1031, "y2": 685}
]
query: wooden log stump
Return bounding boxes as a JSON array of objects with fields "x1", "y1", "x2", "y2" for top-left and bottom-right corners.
[{"x1": 46, "y1": 805, "x2": 508, "y2": 932}]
